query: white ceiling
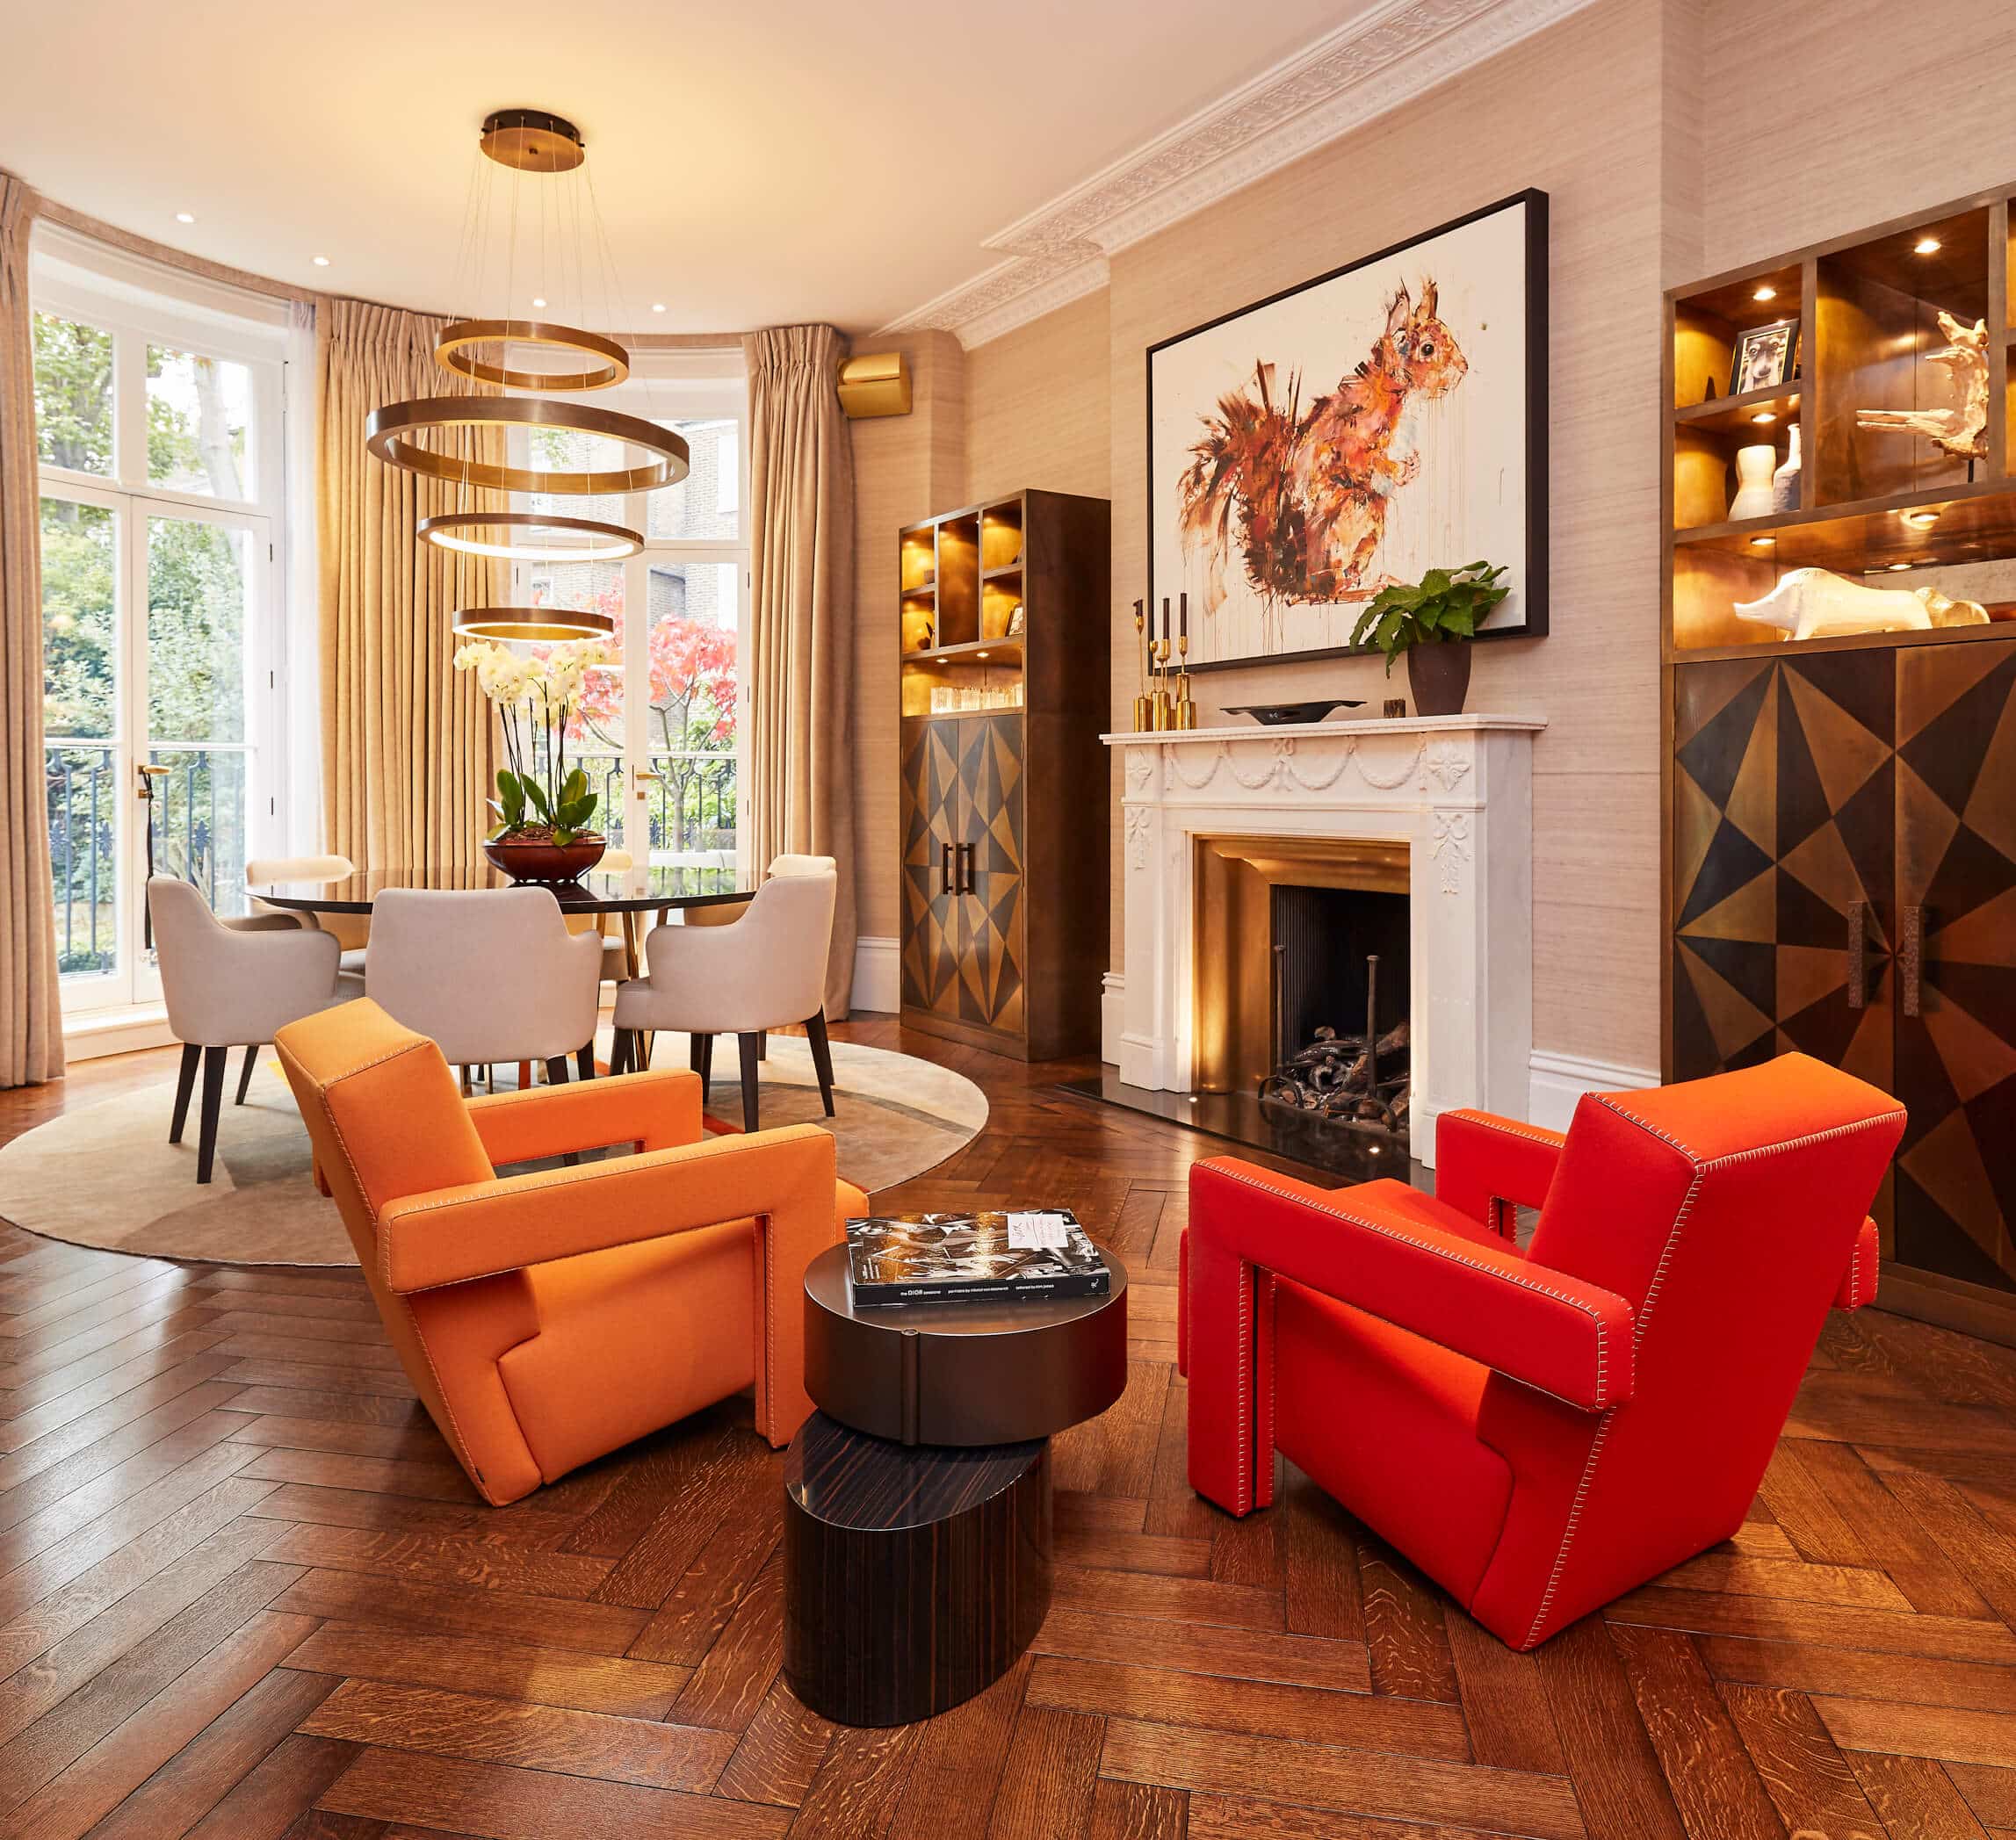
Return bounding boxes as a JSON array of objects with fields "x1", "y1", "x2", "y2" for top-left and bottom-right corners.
[{"x1": 0, "y1": 0, "x2": 1370, "y2": 335}]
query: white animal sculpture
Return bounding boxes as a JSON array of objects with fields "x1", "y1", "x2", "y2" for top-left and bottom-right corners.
[
  {"x1": 1735, "y1": 566, "x2": 1988, "y2": 642},
  {"x1": 1855, "y1": 313, "x2": 1990, "y2": 459}
]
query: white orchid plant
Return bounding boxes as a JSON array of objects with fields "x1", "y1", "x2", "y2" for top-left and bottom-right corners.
[{"x1": 454, "y1": 638, "x2": 618, "y2": 846}]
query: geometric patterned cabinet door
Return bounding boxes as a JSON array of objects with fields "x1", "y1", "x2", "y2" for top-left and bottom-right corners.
[
  {"x1": 1895, "y1": 643, "x2": 2016, "y2": 1297},
  {"x1": 900, "y1": 715, "x2": 1027, "y2": 1035},
  {"x1": 1672, "y1": 650, "x2": 1897, "y2": 1093},
  {"x1": 1673, "y1": 641, "x2": 2016, "y2": 1310},
  {"x1": 900, "y1": 718, "x2": 965, "y2": 1021}
]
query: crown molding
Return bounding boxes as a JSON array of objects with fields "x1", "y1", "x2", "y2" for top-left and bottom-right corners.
[{"x1": 878, "y1": 0, "x2": 1599, "y2": 348}]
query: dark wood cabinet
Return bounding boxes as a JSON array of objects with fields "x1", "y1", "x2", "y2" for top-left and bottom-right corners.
[
  {"x1": 897, "y1": 490, "x2": 1109, "y2": 1061},
  {"x1": 1670, "y1": 637, "x2": 2016, "y2": 1338}
]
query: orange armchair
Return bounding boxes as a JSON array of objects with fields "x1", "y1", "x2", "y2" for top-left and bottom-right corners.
[
  {"x1": 275, "y1": 999, "x2": 863, "y2": 1506},
  {"x1": 1183, "y1": 1053, "x2": 1903, "y2": 1649}
]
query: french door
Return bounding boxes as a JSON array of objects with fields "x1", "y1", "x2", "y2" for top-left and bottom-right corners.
[{"x1": 42, "y1": 480, "x2": 272, "y2": 1013}]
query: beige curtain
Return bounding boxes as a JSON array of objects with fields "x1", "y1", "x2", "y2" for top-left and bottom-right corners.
[
  {"x1": 744, "y1": 325, "x2": 856, "y2": 1018},
  {"x1": 0, "y1": 172, "x2": 63, "y2": 1087},
  {"x1": 318, "y1": 299, "x2": 503, "y2": 871}
]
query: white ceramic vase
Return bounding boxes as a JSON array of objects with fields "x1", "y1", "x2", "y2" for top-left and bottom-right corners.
[
  {"x1": 1771, "y1": 423, "x2": 1803, "y2": 513},
  {"x1": 1730, "y1": 444, "x2": 1778, "y2": 521}
]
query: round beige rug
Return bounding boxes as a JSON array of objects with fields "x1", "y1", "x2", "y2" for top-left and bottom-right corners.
[{"x1": 0, "y1": 1033, "x2": 986, "y2": 1267}]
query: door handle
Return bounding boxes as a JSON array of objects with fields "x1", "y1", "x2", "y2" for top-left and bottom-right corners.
[
  {"x1": 940, "y1": 842, "x2": 953, "y2": 894},
  {"x1": 956, "y1": 842, "x2": 974, "y2": 894},
  {"x1": 1900, "y1": 904, "x2": 1925, "y2": 1018},
  {"x1": 1846, "y1": 900, "x2": 1866, "y2": 1011}
]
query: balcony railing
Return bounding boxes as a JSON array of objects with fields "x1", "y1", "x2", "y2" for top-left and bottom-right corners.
[
  {"x1": 582, "y1": 748, "x2": 738, "y2": 858},
  {"x1": 46, "y1": 741, "x2": 249, "y2": 975},
  {"x1": 46, "y1": 742, "x2": 116, "y2": 974}
]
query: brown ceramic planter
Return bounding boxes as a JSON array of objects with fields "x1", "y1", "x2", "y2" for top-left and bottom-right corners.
[
  {"x1": 483, "y1": 836, "x2": 607, "y2": 885},
  {"x1": 1405, "y1": 643, "x2": 1472, "y2": 718}
]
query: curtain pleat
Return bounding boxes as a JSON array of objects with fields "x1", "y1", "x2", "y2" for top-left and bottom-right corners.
[
  {"x1": 317, "y1": 299, "x2": 503, "y2": 873},
  {"x1": 0, "y1": 172, "x2": 64, "y2": 1087},
  {"x1": 744, "y1": 324, "x2": 856, "y2": 1018}
]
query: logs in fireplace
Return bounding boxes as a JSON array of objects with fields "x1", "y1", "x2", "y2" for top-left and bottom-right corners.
[{"x1": 1259, "y1": 950, "x2": 1411, "y2": 1135}]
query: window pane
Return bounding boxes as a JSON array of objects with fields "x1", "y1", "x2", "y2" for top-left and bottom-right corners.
[
  {"x1": 33, "y1": 313, "x2": 114, "y2": 476},
  {"x1": 148, "y1": 747, "x2": 249, "y2": 917},
  {"x1": 647, "y1": 419, "x2": 739, "y2": 541},
  {"x1": 524, "y1": 422, "x2": 632, "y2": 531},
  {"x1": 40, "y1": 497, "x2": 117, "y2": 739},
  {"x1": 148, "y1": 516, "x2": 247, "y2": 743},
  {"x1": 147, "y1": 344, "x2": 253, "y2": 498},
  {"x1": 644, "y1": 561, "x2": 737, "y2": 862}
]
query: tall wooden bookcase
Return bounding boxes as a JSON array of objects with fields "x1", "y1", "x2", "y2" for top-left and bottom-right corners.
[
  {"x1": 1664, "y1": 184, "x2": 2016, "y2": 1344},
  {"x1": 897, "y1": 489, "x2": 1109, "y2": 1061}
]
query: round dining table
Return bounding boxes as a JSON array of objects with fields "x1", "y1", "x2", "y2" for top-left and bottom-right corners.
[{"x1": 247, "y1": 862, "x2": 756, "y2": 979}]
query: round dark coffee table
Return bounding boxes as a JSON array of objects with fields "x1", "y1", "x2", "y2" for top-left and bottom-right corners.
[{"x1": 783, "y1": 1242, "x2": 1127, "y2": 1727}]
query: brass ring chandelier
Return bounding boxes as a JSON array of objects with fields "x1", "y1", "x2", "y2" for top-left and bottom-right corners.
[
  {"x1": 418, "y1": 510, "x2": 643, "y2": 564},
  {"x1": 452, "y1": 605, "x2": 618, "y2": 642},
  {"x1": 365, "y1": 106, "x2": 684, "y2": 640},
  {"x1": 433, "y1": 319, "x2": 629, "y2": 393},
  {"x1": 365, "y1": 395, "x2": 688, "y2": 497}
]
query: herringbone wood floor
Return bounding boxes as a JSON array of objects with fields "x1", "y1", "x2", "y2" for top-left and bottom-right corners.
[{"x1": 4, "y1": 1022, "x2": 2016, "y2": 1839}]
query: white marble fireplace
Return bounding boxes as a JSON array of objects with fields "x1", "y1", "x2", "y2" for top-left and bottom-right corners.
[{"x1": 1104, "y1": 714, "x2": 1544, "y2": 1166}]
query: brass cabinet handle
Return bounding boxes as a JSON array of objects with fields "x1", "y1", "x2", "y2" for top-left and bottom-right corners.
[
  {"x1": 940, "y1": 842, "x2": 953, "y2": 894},
  {"x1": 1900, "y1": 904, "x2": 1925, "y2": 1018},
  {"x1": 956, "y1": 841, "x2": 974, "y2": 895},
  {"x1": 1846, "y1": 900, "x2": 1866, "y2": 1011}
]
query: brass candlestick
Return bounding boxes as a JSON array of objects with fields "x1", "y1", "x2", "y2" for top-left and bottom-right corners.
[
  {"x1": 1174, "y1": 631, "x2": 1197, "y2": 728},
  {"x1": 1132, "y1": 598, "x2": 1153, "y2": 732},
  {"x1": 1151, "y1": 636, "x2": 1173, "y2": 729}
]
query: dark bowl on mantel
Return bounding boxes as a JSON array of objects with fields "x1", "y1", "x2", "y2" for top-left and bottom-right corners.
[{"x1": 1220, "y1": 699, "x2": 1367, "y2": 726}]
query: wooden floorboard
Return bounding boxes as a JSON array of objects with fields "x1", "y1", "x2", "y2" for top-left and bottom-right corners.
[{"x1": 4, "y1": 1020, "x2": 2016, "y2": 1836}]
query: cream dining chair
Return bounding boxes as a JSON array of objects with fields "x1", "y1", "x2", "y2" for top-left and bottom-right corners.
[
  {"x1": 148, "y1": 877, "x2": 363, "y2": 1182},
  {"x1": 610, "y1": 855, "x2": 839, "y2": 1131},
  {"x1": 365, "y1": 887, "x2": 603, "y2": 1093},
  {"x1": 247, "y1": 853, "x2": 368, "y2": 973}
]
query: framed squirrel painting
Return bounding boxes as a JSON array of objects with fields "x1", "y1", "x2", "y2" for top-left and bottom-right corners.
[{"x1": 1148, "y1": 189, "x2": 1548, "y2": 671}]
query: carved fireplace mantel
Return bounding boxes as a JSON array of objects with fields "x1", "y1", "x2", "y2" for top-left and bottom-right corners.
[{"x1": 1102, "y1": 714, "x2": 1545, "y2": 1165}]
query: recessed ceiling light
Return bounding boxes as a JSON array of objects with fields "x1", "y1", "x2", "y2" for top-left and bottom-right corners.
[
  {"x1": 1914, "y1": 236, "x2": 1941, "y2": 255},
  {"x1": 175, "y1": 211, "x2": 196, "y2": 224},
  {"x1": 1749, "y1": 535, "x2": 1775, "y2": 547},
  {"x1": 1904, "y1": 509, "x2": 1940, "y2": 528},
  {"x1": 531, "y1": 296, "x2": 547, "y2": 309},
  {"x1": 1752, "y1": 285, "x2": 1777, "y2": 302},
  {"x1": 1889, "y1": 560, "x2": 1913, "y2": 571},
  {"x1": 651, "y1": 302, "x2": 667, "y2": 314},
  {"x1": 1752, "y1": 411, "x2": 1777, "y2": 425},
  {"x1": 312, "y1": 255, "x2": 330, "y2": 267}
]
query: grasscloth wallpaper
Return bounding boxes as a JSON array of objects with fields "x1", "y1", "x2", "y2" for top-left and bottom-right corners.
[{"x1": 849, "y1": 0, "x2": 2016, "y2": 1074}]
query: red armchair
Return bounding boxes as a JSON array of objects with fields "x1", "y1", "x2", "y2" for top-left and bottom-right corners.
[{"x1": 1182, "y1": 1053, "x2": 1903, "y2": 1649}]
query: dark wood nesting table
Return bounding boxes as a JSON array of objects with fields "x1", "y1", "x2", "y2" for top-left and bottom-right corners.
[{"x1": 782, "y1": 1242, "x2": 1128, "y2": 1727}]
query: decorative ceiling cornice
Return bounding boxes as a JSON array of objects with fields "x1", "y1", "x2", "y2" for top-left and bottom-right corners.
[{"x1": 878, "y1": 0, "x2": 1600, "y2": 347}]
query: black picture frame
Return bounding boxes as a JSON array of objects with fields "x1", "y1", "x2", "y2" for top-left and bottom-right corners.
[
  {"x1": 1145, "y1": 188, "x2": 1550, "y2": 673},
  {"x1": 1729, "y1": 316, "x2": 1801, "y2": 395}
]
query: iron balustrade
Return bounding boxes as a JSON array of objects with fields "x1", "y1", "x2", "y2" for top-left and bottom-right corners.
[{"x1": 45, "y1": 741, "x2": 249, "y2": 975}]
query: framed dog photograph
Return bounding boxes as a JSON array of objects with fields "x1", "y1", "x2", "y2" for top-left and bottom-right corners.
[
  {"x1": 1730, "y1": 316, "x2": 1800, "y2": 395},
  {"x1": 1146, "y1": 189, "x2": 1548, "y2": 671}
]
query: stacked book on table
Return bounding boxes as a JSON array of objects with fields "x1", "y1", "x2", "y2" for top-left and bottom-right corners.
[{"x1": 844, "y1": 1210, "x2": 1110, "y2": 1308}]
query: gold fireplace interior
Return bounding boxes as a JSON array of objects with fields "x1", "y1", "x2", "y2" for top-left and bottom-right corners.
[{"x1": 1191, "y1": 833, "x2": 1412, "y2": 1096}]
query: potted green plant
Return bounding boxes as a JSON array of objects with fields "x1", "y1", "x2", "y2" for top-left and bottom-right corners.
[
  {"x1": 1348, "y1": 562, "x2": 1509, "y2": 717},
  {"x1": 455, "y1": 639, "x2": 613, "y2": 884}
]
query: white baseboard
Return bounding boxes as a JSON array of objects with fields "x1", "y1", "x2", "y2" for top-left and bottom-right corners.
[
  {"x1": 1102, "y1": 972, "x2": 1124, "y2": 1066},
  {"x1": 1528, "y1": 1049, "x2": 1658, "y2": 1133},
  {"x1": 851, "y1": 935, "x2": 900, "y2": 1015}
]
